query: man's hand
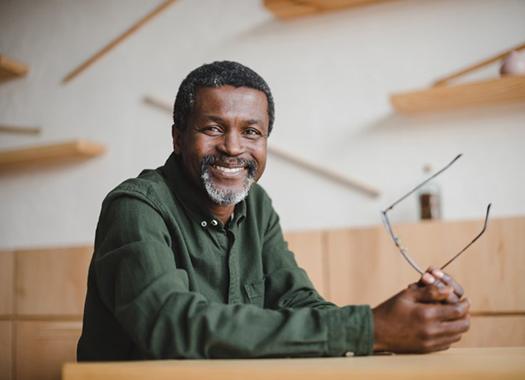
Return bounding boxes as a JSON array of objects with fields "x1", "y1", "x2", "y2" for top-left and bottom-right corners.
[
  {"x1": 372, "y1": 270, "x2": 470, "y2": 354},
  {"x1": 418, "y1": 267, "x2": 465, "y2": 303}
]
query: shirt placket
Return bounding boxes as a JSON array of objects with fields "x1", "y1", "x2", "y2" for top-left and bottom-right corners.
[{"x1": 226, "y1": 227, "x2": 241, "y2": 304}]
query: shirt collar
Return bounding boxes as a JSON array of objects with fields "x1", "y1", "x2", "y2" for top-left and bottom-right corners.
[{"x1": 160, "y1": 152, "x2": 246, "y2": 228}]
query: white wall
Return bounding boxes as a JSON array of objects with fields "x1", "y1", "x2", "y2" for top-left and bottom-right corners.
[{"x1": 1, "y1": 0, "x2": 524, "y2": 249}]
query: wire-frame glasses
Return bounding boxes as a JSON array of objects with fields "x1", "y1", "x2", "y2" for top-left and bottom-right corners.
[{"x1": 381, "y1": 154, "x2": 492, "y2": 275}]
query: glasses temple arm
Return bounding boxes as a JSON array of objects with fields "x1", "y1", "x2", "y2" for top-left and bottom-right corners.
[
  {"x1": 381, "y1": 211, "x2": 424, "y2": 275},
  {"x1": 384, "y1": 154, "x2": 463, "y2": 212},
  {"x1": 441, "y1": 203, "x2": 492, "y2": 270}
]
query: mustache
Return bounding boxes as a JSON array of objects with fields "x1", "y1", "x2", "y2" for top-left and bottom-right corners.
[{"x1": 201, "y1": 155, "x2": 258, "y2": 178}]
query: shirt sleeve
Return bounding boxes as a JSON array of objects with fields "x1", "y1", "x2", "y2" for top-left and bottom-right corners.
[
  {"x1": 93, "y1": 194, "x2": 373, "y2": 359},
  {"x1": 259, "y1": 201, "x2": 374, "y2": 354},
  {"x1": 260, "y1": 204, "x2": 336, "y2": 310}
]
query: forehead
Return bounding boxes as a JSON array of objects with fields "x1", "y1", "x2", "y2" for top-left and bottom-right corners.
[{"x1": 192, "y1": 85, "x2": 268, "y2": 121}]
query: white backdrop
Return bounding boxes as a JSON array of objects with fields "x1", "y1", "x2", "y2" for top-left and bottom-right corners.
[{"x1": 1, "y1": 0, "x2": 524, "y2": 249}]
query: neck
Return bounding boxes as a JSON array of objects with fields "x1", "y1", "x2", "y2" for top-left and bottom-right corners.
[
  {"x1": 193, "y1": 182, "x2": 236, "y2": 225},
  {"x1": 209, "y1": 203, "x2": 235, "y2": 225},
  {"x1": 176, "y1": 156, "x2": 238, "y2": 225}
]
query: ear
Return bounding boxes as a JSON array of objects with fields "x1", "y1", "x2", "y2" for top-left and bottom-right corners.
[{"x1": 172, "y1": 124, "x2": 182, "y2": 154}]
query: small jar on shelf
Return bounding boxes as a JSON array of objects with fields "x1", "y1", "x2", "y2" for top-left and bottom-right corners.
[{"x1": 418, "y1": 164, "x2": 442, "y2": 220}]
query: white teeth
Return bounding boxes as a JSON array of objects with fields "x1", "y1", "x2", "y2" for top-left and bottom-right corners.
[{"x1": 215, "y1": 166, "x2": 243, "y2": 174}]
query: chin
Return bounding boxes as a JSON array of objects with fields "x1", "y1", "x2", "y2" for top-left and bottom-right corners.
[{"x1": 203, "y1": 175, "x2": 254, "y2": 206}]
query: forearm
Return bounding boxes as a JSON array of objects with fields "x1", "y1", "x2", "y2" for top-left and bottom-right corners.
[{"x1": 115, "y1": 285, "x2": 372, "y2": 359}]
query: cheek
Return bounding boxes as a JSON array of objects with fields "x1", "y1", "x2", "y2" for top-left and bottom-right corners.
[
  {"x1": 184, "y1": 136, "x2": 212, "y2": 159},
  {"x1": 253, "y1": 145, "x2": 267, "y2": 179},
  {"x1": 192, "y1": 135, "x2": 216, "y2": 155}
]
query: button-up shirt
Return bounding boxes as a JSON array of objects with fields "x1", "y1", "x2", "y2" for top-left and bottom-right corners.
[{"x1": 77, "y1": 153, "x2": 373, "y2": 360}]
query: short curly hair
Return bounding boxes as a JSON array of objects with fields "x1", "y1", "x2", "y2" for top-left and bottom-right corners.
[{"x1": 173, "y1": 61, "x2": 275, "y2": 135}]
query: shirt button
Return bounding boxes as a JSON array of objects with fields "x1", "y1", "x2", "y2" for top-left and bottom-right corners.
[
  {"x1": 344, "y1": 351, "x2": 354, "y2": 357},
  {"x1": 211, "y1": 219, "x2": 218, "y2": 226},
  {"x1": 200, "y1": 221, "x2": 207, "y2": 227}
]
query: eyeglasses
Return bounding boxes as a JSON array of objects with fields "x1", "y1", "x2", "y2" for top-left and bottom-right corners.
[{"x1": 381, "y1": 154, "x2": 491, "y2": 275}]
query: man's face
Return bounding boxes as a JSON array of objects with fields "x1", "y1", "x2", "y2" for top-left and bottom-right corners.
[{"x1": 173, "y1": 85, "x2": 269, "y2": 205}]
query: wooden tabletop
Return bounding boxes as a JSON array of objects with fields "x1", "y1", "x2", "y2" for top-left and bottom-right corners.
[{"x1": 63, "y1": 347, "x2": 525, "y2": 380}]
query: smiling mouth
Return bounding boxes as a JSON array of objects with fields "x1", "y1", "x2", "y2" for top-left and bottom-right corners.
[
  {"x1": 201, "y1": 155, "x2": 257, "y2": 181},
  {"x1": 213, "y1": 165, "x2": 246, "y2": 176}
]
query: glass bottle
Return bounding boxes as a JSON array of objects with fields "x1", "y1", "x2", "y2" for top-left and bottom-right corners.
[{"x1": 418, "y1": 164, "x2": 442, "y2": 220}]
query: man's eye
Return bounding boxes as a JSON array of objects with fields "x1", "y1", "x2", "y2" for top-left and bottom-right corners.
[
  {"x1": 244, "y1": 128, "x2": 262, "y2": 137},
  {"x1": 202, "y1": 126, "x2": 222, "y2": 135}
]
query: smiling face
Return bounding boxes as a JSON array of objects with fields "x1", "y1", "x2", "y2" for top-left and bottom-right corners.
[{"x1": 173, "y1": 85, "x2": 269, "y2": 206}]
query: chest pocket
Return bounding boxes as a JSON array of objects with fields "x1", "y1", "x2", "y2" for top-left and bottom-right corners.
[{"x1": 243, "y1": 278, "x2": 265, "y2": 308}]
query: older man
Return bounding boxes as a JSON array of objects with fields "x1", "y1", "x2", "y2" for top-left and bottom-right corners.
[{"x1": 77, "y1": 61, "x2": 469, "y2": 361}]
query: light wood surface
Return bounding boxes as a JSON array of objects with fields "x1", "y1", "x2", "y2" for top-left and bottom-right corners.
[
  {"x1": 0, "y1": 252, "x2": 14, "y2": 317},
  {"x1": 264, "y1": 0, "x2": 317, "y2": 19},
  {"x1": 0, "y1": 125, "x2": 41, "y2": 135},
  {"x1": 456, "y1": 316, "x2": 525, "y2": 348},
  {"x1": 285, "y1": 230, "x2": 328, "y2": 298},
  {"x1": 264, "y1": 0, "x2": 392, "y2": 19},
  {"x1": 0, "y1": 321, "x2": 13, "y2": 380},
  {"x1": 63, "y1": 347, "x2": 525, "y2": 380},
  {"x1": 390, "y1": 75, "x2": 525, "y2": 113},
  {"x1": 326, "y1": 216, "x2": 525, "y2": 312},
  {"x1": 15, "y1": 246, "x2": 92, "y2": 317},
  {"x1": 62, "y1": 0, "x2": 177, "y2": 83},
  {"x1": 433, "y1": 42, "x2": 525, "y2": 87},
  {"x1": 16, "y1": 321, "x2": 82, "y2": 380},
  {"x1": 143, "y1": 95, "x2": 380, "y2": 198},
  {"x1": 0, "y1": 54, "x2": 28, "y2": 83},
  {"x1": 0, "y1": 140, "x2": 105, "y2": 172}
]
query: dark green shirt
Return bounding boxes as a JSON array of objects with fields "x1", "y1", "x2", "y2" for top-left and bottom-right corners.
[{"x1": 77, "y1": 153, "x2": 373, "y2": 360}]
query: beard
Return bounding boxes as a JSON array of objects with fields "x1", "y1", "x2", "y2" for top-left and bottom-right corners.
[{"x1": 200, "y1": 155, "x2": 258, "y2": 205}]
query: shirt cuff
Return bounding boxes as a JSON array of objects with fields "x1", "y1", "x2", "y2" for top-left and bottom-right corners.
[{"x1": 325, "y1": 305, "x2": 374, "y2": 356}]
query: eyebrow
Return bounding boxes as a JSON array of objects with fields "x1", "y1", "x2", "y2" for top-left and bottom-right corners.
[{"x1": 204, "y1": 114, "x2": 264, "y2": 126}]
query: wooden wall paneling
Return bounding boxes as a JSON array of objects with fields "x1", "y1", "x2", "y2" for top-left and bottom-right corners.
[
  {"x1": 455, "y1": 315, "x2": 525, "y2": 348},
  {"x1": 394, "y1": 216, "x2": 525, "y2": 312},
  {"x1": 284, "y1": 230, "x2": 328, "y2": 298},
  {"x1": 325, "y1": 217, "x2": 525, "y2": 312},
  {"x1": 15, "y1": 246, "x2": 92, "y2": 317},
  {"x1": 326, "y1": 225, "x2": 415, "y2": 307},
  {"x1": 15, "y1": 321, "x2": 82, "y2": 380},
  {"x1": 0, "y1": 321, "x2": 13, "y2": 380},
  {"x1": 0, "y1": 251, "x2": 14, "y2": 316}
]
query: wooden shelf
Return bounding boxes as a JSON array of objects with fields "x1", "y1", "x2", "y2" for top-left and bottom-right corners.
[
  {"x1": 0, "y1": 54, "x2": 28, "y2": 83},
  {"x1": 264, "y1": 0, "x2": 391, "y2": 19},
  {"x1": 390, "y1": 75, "x2": 525, "y2": 114},
  {"x1": 0, "y1": 140, "x2": 105, "y2": 171}
]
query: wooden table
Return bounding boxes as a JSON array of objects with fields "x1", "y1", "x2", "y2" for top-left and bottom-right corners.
[{"x1": 63, "y1": 347, "x2": 525, "y2": 380}]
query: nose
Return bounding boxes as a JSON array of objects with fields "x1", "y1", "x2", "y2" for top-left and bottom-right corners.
[{"x1": 219, "y1": 131, "x2": 244, "y2": 156}]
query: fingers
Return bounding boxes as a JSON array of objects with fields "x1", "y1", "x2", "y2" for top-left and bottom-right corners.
[
  {"x1": 412, "y1": 277, "x2": 460, "y2": 304},
  {"x1": 439, "y1": 317, "x2": 470, "y2": 336},
  {"x1": 430, "y1": 268, "x2": 464, "y2": 298},
  {"x1": 419, "y1": 334, "x2": 464, "y2": 353},
  {"x1": 418, "y1": 267, "x2": 464, "y2": 303},
  {"x1": 424, "y1": 298, "x2": 471, "y2": 322},
  {"x1": 413, "y1": 300, "x2": 470, "y2": 353},
  {"x1": 373, "y1": 286, "x2": 470, "y2": 354},
  {"x1": 420, "y1": 320, "x2": 469, "y2": 353},
  {"x1": 419, "y1": 267, "x2": 465, "y2": 303}
]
